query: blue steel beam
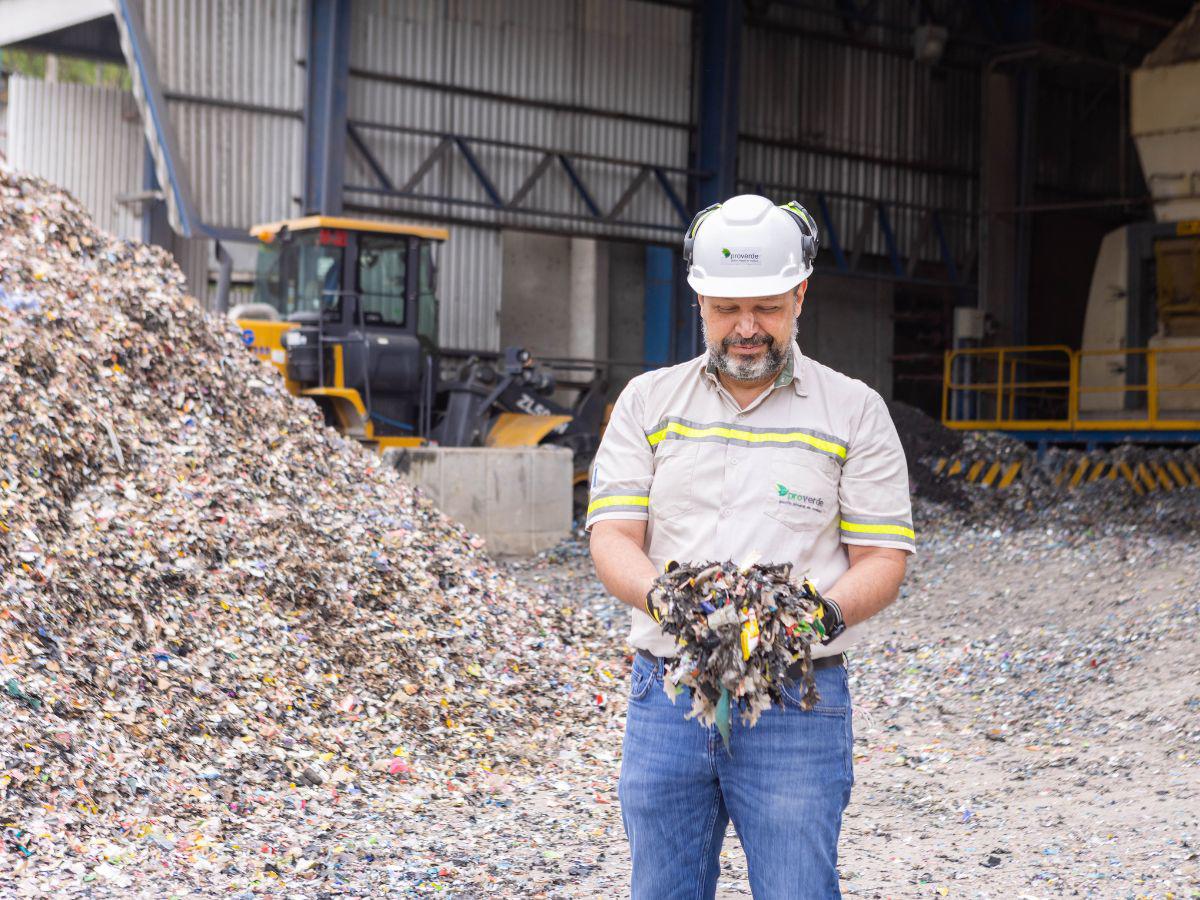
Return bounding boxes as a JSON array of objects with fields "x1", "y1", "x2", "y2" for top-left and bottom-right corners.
[
  {"x1": 113, "y1": 0, "x2": 200, "y2": 238},
  {"x1": 695, "y1": 0, "x2": 742, "y2": 208},
  {"x1": 303, "y1": 0, "x2": 352, "y2": 215},
  {"x1": 557, "y1": 154, "x2": 602, "y2": 218},
  {"x1": 141, "y1": 141, "x2": 172, "y2": 248},
  {"x1": 932, "y1": 210, "x2": 959, "y2": 283},
  {"x1": 346, "y1": 122, "x2": 396, "y2": 192},
  {"x1": 816, "y1": 193, "x2": 849, "y2": 271},
  {"x1": 453, "y1": 137, "x2": 504, "y2": 207},
  {"x1": 343, "y1": 122, "x2": 710, "y2": 236},
  {"x1": 652, "y1": 168, "x2": 690, "y2": 224},
  {"x1": 644, "y1": 246, "x2": 674, "y2": 368},
  {"x1": 1005, "y1": 430, "x2": 1200, "y2": 446},
  {"x1": 876, "y1": 203, "x2": 903, "y2": 276},
  {"x1": 685, "y1": 0, "x2": 743, "y2": 360}
]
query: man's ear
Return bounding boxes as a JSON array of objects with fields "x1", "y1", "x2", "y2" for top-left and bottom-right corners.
[{"x1": 794, "y1": 281, "x2": 807, "y2": 317}]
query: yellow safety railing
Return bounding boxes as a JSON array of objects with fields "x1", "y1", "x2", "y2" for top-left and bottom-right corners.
[{"x1": 942, "y1": 344, "x2": 1200, "y2": 431}]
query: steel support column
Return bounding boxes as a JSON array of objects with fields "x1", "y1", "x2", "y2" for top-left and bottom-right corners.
[
  {"x1": 1012, "y1": 64, "x2": 1036, "y2": 347},
  {"x1": 114, "y1": 0, "x2": 199, "y2": 237},
  {"x1": 978, "y1": 0, "x2": 1034, "y2": 346},
  {"x1": 303, "y1": 0, "x2": 352, "y2": 215},
  {"x1": 683, "y1": 0, "x2": 742, "y2": 361},
  {"x1": 695, "y1": 0, "x2": 741, "y2": 209},
  {"x1": 141, "y1": 141, "x2": 172, "y2": 248},
  {"x1": 644, "y1": 246, "x2": 675, "y2": 368}
]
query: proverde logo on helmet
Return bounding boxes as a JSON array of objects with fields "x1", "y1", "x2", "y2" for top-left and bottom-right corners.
[
  {"x1": 684, "y1": 194, "x2": 820, "y2": 298},
  {"x1": 721, "y1": 247, "x2": 761, "y2": 265}
]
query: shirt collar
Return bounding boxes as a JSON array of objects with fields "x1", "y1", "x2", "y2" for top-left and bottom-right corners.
[{"x1": 700, "y1": 341, "x2": 808, "y2": 397}]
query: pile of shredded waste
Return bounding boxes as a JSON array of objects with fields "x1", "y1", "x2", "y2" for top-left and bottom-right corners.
[
  {"x1": 0, "y1": 168, "x2": 619, "y2": 875},
  {"x1": 888, "y1": 401, "x2": 1200, "y2": 534},
  {"x1": 648, "y1": 560, "x2": 825, "y2": 746}
]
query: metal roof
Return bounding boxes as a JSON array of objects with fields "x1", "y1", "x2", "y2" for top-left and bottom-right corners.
[
  {"x1": 0, "y1": 0, "x2": 110, "y2": 46},
  {"x1": 249, "y1": 215, "x2": 450, "y2": 241}
]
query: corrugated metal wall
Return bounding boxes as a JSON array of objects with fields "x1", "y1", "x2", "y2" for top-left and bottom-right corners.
[
  {"x1": 127, "y1": 0, "x2": 679, "y2": 345},
  {"x1": 345, "y1": 0, "x2": 692, "y2": 242},
  {"x1": 140, "y1": 0, "x2": 305, "y2": 231},
  {"x1": 739, "y1": 19, "x2": 980, "y2": 267},
  {"x1": 438, "y1": 224, "x2": 502, "y2": 351},
  {"x1": 5, "y1": 76, "x2": 145, "y2": 239},
  {"x1": 5, "y1": 75, "x2": 213, "y2": 305},
  {"x1": 18, "y1": 0, "x2": 985, "y2": 343}
]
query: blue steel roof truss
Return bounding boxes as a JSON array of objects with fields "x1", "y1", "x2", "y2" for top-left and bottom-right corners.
[
  {"x1": 750, "y1": 179, "x2": 972, "y2": 289},
  {"x1": 344, "y1": 124, "x2": 699, "y2": 234}
]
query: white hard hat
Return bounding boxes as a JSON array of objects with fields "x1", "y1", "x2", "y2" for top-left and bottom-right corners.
[{"x1": 683, "y1": 194, "x2": 820, "y2": 298}]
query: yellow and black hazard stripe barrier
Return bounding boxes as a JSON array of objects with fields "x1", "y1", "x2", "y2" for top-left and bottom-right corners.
[
  {"x1": 934, "y1": 452, "x2": 1200, "y2": 494},
  {"x1": 1051, "y1": 456, "x2": 1200, "y2": 495},
  {"x1": 933, "y1": 456, "x2": 1023, "y2": 489},
  {"x1": 1052, "y1": 458, "x2": 1139, "y2": 493}
]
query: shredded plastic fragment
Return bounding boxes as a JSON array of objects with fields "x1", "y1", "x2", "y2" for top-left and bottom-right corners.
[{"x1": 647, "y1": 560, "x2": 827, "y2": 746}]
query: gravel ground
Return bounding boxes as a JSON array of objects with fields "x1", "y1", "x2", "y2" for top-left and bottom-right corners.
[
  {"x1": 448, "y1": 521, "x2": 1200, "y2": 899},
  {"x1": 4, "y1": 519, "x2": 1198, "y2": 897}
]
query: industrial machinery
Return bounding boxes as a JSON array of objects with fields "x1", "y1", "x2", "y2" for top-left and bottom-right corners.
[
  {"x1": 943, "y1": 20, "x2": 1200, "y2": 447},
  {"x1": 229, "y1": 216, "x2": 605, "y2": 473}
]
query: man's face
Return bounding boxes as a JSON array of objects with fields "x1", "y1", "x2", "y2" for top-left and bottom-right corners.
[{"x1": 699, "y1": 284, "x2": 805, "y2": 383}]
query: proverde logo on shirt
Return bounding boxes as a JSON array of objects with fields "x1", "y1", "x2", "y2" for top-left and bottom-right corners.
[
  {"x1": 720, "y1": 247, "x2": 761, "y2": 265},
  {"x1": 775, "y1": 482, "x2": 825, "y2": 513}
]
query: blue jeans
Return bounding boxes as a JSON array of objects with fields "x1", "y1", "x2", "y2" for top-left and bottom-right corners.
[{"x1": 618, "y1": 652, "x2": 854, "y2": 899}]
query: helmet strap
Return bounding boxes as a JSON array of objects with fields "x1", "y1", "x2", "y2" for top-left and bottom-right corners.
[{"x1": 682, "y1": 202, "x2": 723, "y2": 268}]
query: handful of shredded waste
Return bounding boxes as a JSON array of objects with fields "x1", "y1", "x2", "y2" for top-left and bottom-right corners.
[{"x1": 648, "y1": 559, "x2": 828, "y2": 747}]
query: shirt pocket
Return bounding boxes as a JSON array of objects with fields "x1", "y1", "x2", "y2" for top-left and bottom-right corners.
[
  {"x1": 765, "y1": 453, "x2": 840, "y2": 532},
  {"x1": 649, "y1": 440, "x2": 697, "y2": 520}
]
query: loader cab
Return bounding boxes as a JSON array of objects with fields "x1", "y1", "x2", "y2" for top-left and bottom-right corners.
[
  {"x1": 239, "y1": 216, "x2": 449, "y2": 447},
  {"x1": 249, "y1": 216, "x2": 445, "y2": 343}
]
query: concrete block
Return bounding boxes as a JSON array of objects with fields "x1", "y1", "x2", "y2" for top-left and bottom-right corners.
[
  {"x1": 439, "y1": 450, "x2": 487, "y2": 524},
  {"x1": 386, "y1": 446, "x2": 573, "y2": 556},
  {"x1": 489, "y1": 450, "x2": 533, "y2": 538},
  {"x1": 530, "y1": 452, "x2": 573, "y2": 533}
]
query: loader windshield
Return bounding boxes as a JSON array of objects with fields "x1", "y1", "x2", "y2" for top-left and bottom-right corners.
[
  {"x1": 357, "y1": 235, "x2": 407, "y2": 326},
  {"x1": 253, "y1": 231, "x2": 342, "y2": 319}
]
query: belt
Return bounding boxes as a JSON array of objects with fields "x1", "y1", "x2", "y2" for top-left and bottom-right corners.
[{"x1": 636, "y1": 647, "x2": 845, "y2": 676}]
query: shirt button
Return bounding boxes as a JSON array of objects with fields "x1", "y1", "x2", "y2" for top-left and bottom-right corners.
[
  {"x1": 721, "y1": 507, "x2": 732, "y2": 518},
  {"x1": 730, "y1": 457, "x2": 740, "y2": 466}
]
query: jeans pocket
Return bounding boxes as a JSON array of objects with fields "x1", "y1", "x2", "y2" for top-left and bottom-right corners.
[
  {"x1": 629, "y1": 660, "x2": 655, "y2": 701},
  {"x1": 779, "y1": 668, "x2": 849, "y2": 715}
]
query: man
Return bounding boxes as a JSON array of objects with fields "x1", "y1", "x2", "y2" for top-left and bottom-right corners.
[{"x1": 588, "y1": 194, "x2": 914, "y2": 899}]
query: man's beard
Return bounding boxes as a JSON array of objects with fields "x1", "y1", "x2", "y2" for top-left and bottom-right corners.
[{"x1": 702, "y1": 320, "x2": 788, "y2": 383}]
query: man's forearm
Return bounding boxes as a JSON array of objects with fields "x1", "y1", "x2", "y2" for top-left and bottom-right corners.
[
  {"x1": 824, "y1": 548, "x2": 908, "y2": 628},
  {"x1": 589, "y1": 527, "x2": 659, "y2": 612}
]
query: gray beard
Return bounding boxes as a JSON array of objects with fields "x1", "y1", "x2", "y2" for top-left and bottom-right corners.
[{"x1": 702, "y1": 320, "x2": 787, "y2": 383}]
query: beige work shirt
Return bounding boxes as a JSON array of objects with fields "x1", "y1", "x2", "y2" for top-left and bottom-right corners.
[{"x1": 586, "y1": 341, "x2": 914, "y2": 659}]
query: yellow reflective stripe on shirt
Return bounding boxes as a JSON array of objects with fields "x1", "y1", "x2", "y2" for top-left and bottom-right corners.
[
  {"x1": 645, "y1": 421, "x2": 847, "y2": 460},
  {"x1": 587, "y1": 494, "x2": 650, "y2": 515},
  {"x1": 839, "y1": 519, "x2": 916, "y2": 540}
]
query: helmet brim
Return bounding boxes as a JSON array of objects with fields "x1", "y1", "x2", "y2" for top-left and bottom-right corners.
[{"x1": 687, "y1": 269, "x2": 810, "y2": 299}]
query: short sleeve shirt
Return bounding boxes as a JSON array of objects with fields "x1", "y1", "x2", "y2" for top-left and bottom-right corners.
[{"x1": 587, "y1": 341, "x2": 914, "y2": 658}]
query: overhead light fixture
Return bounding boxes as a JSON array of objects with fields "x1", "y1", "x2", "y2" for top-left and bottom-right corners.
[{"x1": 914, "y1": 23, "x2": 948, "y2": 65}]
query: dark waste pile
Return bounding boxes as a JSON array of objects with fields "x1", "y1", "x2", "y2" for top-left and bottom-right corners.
[
  {"x1": 0, "y1": 169, "x2": 617, "y2": 887},
  {"x1": 888, "y1": 401, "x2": 1200, "y2": 533},
  {"x1": 647, "y1": 560, "x2": 824, "y2": 745}
]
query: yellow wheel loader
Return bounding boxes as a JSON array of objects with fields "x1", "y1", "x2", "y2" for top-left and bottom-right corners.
[{"x1": 229, "y1": 217, "x2": 605, "y2": 486}]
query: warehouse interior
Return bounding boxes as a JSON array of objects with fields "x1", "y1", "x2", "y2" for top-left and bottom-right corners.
[
  {"x1": 2, "y1": 0, "x2": 1197, "y2": 418},
  {"x1": 6, "y1": 5, "x2": 1200, "y2": 893}
]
